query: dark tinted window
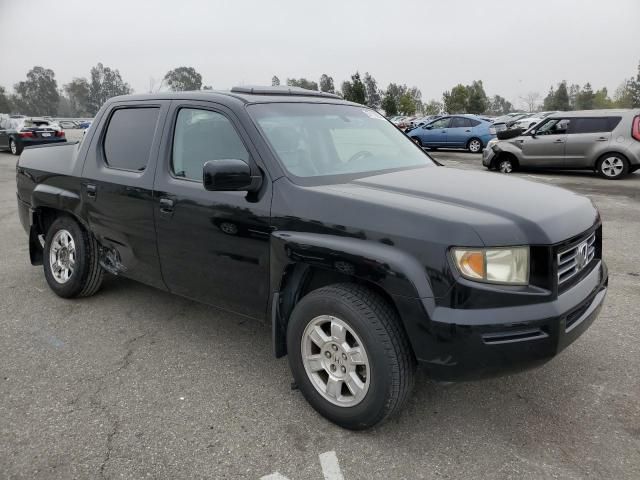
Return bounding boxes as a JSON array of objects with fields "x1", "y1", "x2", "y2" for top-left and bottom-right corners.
[
  {"x1": 570, "y1": 117, "x2": 622, "y2": 134},
  {"x1": 103, "y1": 108, "x2": 160, "y2": 171},
  {"x1": 450, "y1": 117, "x2": 471, "y2": 128},
  {"x1": 172, "y1": 108, "x2": 249, "y2": 181}
]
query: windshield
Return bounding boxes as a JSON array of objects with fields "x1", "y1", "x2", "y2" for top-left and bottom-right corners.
[{"x1": 248, "y1": 103, "x2": 433, "y2": 179}]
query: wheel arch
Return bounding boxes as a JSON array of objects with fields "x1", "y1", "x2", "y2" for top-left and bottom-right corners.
[
  {"x1": 269, "y1": 231, "x2": 434, "y2": 358},
  {"x1": 28, "y1": 184, "x2": 88, "y2": 266}
]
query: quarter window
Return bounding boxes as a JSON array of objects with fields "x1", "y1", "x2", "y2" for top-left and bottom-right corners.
[
  {"x1": 570, "y1": 117, "x2": 621, "y2": 134},
  {"x1": 172, "y1": 108, "x2": 250, "y2": 181},
  {"x1": 103, "y1": 107, "x2": 160, "y2": 171}
]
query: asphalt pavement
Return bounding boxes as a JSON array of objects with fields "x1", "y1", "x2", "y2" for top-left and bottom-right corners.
[{"x1": 1, "y1": 141, "x2": 639, "y2": 479}]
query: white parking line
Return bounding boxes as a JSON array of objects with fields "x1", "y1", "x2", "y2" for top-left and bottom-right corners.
[
  {"x1": 260, "y1": 450, "x2": 345, "y2": 480},
  {"x1": 319, "y1": 451, "x2": 345, "y2": 480},
  {"x1": 260, "y1": 473, "x2": 290, "y2": 480}
]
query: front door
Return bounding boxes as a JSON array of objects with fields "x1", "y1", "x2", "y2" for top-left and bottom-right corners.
[
  {"x1": 518, "y1": 117, "x2": 571, "y2": 167},
  {"x1": 153, "y1": 102, "x2": 272, "y2": 319},
  {"x1": 419, "y1": 117, "x2": 450, "y2": 147}
]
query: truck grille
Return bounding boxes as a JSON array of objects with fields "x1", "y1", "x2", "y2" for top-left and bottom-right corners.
[{"x1": 557, "y1": 232, "x2": 596, "y2": 285}]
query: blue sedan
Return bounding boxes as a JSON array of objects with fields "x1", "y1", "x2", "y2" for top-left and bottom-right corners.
[{"x1": 407, "y1": 115, "x2": 495, "y2": 153}]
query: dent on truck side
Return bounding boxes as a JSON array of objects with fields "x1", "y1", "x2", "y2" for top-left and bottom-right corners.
[{"x1": 268, "y1": 230, "x2": 436, "y2": 357}]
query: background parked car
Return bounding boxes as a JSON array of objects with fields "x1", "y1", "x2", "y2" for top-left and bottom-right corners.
[
  {"x1": 0, "y1": 117, "x2": 66, "y2": 155},
  {"x1": 483, "y1": 109, "x2": 640, "y2": 179},
  {"x1": 408, "y1": 115, "x2": 495, "y2": 153},
  {"x1": 57, "y1": 120, "x2": 80, "y2": 129},
  {"x1": 76, "y1": 120, "x2": 92, "y2": 129},
  {"x1": 511, "y1": 111, "x2": 558, "y2": 131}
]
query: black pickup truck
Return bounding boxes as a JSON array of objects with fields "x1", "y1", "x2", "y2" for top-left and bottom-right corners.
[{"x1": 16, "y1": 86, "x2": 608, "y2": 429}]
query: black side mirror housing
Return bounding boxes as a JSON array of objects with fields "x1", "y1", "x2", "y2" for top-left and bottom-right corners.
[{"x1": 203, "y1": 159, "x2": 262, "y2": 192}]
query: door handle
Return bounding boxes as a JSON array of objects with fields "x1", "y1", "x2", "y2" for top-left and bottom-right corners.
[
  {"x1": 159, "y1": 197, "x2": 174, "y2": 214},
  {"x1": 86, "y1": 183, "x2": 97, "y2": 199},
  {"x1": 554, "y1": 139, "x2": 565, "y2": 143},
  {"x1": 595, "y1": 137, "x2": 608, "y2": 142},
  {"x1": 465, "y1": 129, "x2": 471, "y2": 132}
]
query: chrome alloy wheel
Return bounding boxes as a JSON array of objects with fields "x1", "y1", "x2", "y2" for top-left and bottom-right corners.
[
  {"x1": 10, "y1": 140, "x2": 17, "y2": 155},
  {"x1": 469, "y1": 139, "x2": 482, "y2": 153},
  {"x1": 600, "y1": 156, "x2": 624, "y2": 177},
  {"x1": 301, "y1": 315, "x2": 370, "y2": 407},
  {"x1": 49, "y1": 229, "x2": 76, "y2": 284}
]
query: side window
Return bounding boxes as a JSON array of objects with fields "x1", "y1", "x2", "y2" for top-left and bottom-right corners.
[
  {"x1": 172, "y1": 108, "x2": 249, "y2": 181},
  {"x1": 450, "y1": 117, "x2": 468, "y2": 128},
  {"x1": 537, "y1": 118, "x2": 571, "y2": 135},
  {"x1": 428, "y1": 117, "x2": 451, "y2": 129},
  {"x1": 103, "y1": 107, "x2": 160, "y2": 171},
  {"x1": 469, "y1": 119, "x2": 481, "y2": 127},
  {"x1": 570, "y1": 117, "x2": 621, "y2": 134}
]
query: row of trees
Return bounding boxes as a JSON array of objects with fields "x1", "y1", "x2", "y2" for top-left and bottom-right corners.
[
  {"x1": 0, "y1": 65, "x2": 215, "y2": 117},
  {"x1": 2, "y1": 62, "x2": 640, "y2": 118},
  {"x1": 0, "y1": 64, "x2": 133, "y2": 117}
]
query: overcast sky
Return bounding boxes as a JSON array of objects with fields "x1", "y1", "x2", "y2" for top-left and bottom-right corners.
[{"x1": 1, "y1": 0, "x2": 639, "y2": 108}]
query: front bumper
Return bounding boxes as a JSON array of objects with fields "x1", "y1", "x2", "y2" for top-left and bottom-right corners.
[
  {"x1": 482, "y1": 146, "x2": 495, "y2": 167},
  {"x1": 394, "y1": 260, "x2": 608, "y2": 381}
]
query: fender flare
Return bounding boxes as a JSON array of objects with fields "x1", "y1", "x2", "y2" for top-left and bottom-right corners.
[{"x1": 269, "y1": 231, "x2": 435, "y2": 357}]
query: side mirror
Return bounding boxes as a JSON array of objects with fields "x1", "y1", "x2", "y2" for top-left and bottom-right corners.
[
  {"x1": 530, "y1": 130, "x2": 537, "y2": 138},
  {"x1": 203, "y1": 159, "x2": 262, "y2": 192},
  {"x1": 423, "y1": 125, "x2": 433, "y2": 130}
]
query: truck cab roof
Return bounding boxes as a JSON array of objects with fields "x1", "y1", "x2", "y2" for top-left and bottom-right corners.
[{"x1": 109, "y1": 86, "x2": 353, "y2": 107}]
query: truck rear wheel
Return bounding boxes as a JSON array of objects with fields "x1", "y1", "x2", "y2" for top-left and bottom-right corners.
[
  {"x1": 43, "y1": 216, "x2": 103, "y2": 298},
  {"x1": 286, "y1": 284, "x2": 415, "y2": 430}
]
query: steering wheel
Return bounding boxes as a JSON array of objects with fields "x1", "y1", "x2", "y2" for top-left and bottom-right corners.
[{"x1": 347, "y1": 150, "x2": 374, "y2": 163}]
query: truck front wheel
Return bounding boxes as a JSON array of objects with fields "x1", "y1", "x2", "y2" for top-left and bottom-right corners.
[
  {"x1": 286, "y1": 284, "x2": 415, "y2": 430},
  {"x1": 43, "y1": 216, "x2": 104, "y2": 298}
]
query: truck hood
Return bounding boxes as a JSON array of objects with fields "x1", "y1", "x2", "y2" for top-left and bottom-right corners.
[{"x1": 326, "y1": 166, "x2": 598, "y2": 246}]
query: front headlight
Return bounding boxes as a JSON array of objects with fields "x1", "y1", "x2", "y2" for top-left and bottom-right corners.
[{"x1": 452, "y1": 247, "x2": 529, "y2": 285}]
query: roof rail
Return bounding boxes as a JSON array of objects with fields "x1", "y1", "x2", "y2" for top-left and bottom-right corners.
[{"x1": 230, "y1": 85, "x2": 341, "y2": 99}]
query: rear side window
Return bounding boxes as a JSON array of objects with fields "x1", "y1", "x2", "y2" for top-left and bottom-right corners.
[
  {"x1": 469, "y1": 119, "x2": 481, "y2": 127},
  {"x1": 172, "y1": 108, "x2": 249, "y2": 181},
  {"x1": 571, "y1": 117, "x2": 621, "y2": 134},
  {"x1": 450, "y1": 117, "x2": 471, "y2": 128},
  {"x1": 103, "y1": 107, "x2": 160, "y2": 171}
]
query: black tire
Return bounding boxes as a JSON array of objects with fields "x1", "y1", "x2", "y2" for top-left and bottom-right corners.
[
  {"x1": 9, "y1": 138, "x2": 22, "y2": 156},
  {"x1": 428, "y1": 146, "x2": 438, "y2": 151},
  {"x1": 287, "y1": 284, "x2": 415, "y2": 430},
  {"x1": 43, "y1": 216, "x2": 103, "y2": 298},
  {"x1": 496, "y1": 128, "x2": 524, "y2": 140},
  {"x1": 467, "y1": 137, "x2": 483, "y2": 154},
  {"x1": 596, "y1": 154, "x2": 629, "y2": 180},
  {"x1": 412, "y1": 136, "x2": 422, "y2": 147}
]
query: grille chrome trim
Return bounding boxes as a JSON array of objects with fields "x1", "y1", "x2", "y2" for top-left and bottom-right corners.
[{"x1": 557, "y1": 232, "x2": 596, "y2": 285}]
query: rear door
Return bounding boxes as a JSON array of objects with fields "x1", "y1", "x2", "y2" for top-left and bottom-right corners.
[
  {"x1": 447, "y1": 117, "x2": 473, "y2": 147},
  {"x1": 564, "y1": 117, "x2": 620, "y2": 167},
  {"x1": 518, "y1": 117, "x2": 570, "y2": 167},
  {"x1": 153, "y1": 101, "x2": 272, "y2": 318},
  {"x1": 81, "y1": 101, "x2": 170, "y2": 289}
]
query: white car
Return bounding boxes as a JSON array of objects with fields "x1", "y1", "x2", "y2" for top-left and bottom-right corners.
[{"x1": 512, "y1": 111, "x2": 558, "y2": 131}]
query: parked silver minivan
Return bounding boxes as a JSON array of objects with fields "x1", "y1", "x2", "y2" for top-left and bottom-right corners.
[{"x1": 483, "y1": 109, "x2": 640, "y2": 179}]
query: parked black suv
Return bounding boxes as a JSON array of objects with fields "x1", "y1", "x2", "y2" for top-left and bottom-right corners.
[{"x1": 16, "y1": 86, "x2": 608, "y2": 429}]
